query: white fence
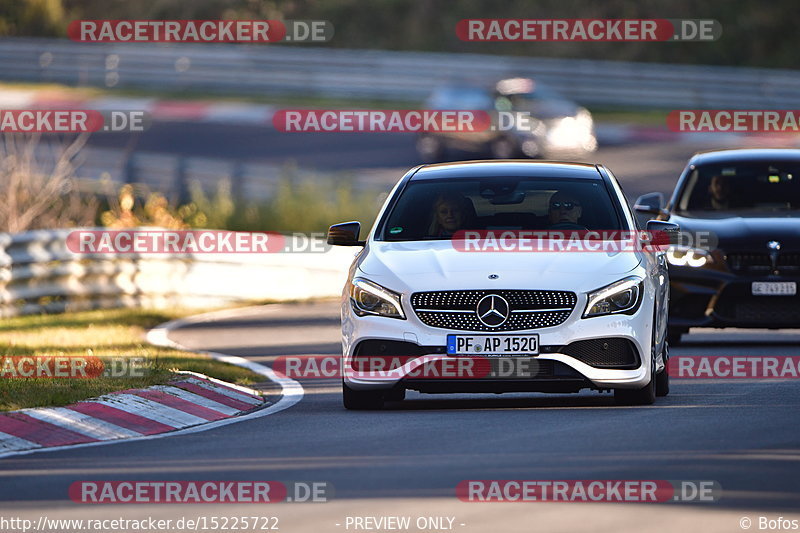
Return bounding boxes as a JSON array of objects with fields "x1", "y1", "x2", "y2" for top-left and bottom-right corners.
[
  {"x1": 0, "y1": 38, "x2": 798, "y2": 108},
  {"x1": 0, "y1": 229, "x2": 357, "y2": 316}
]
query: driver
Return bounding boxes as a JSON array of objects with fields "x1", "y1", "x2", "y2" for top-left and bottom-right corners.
[
  {"x1": 548, "y1": 191, "x2": 583, "y2": 228},
  {"x1": 707, "y1": 175, "x2": 731, "y2": 210}
]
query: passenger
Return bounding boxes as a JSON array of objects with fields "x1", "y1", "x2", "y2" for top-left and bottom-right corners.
[{"x1": 428, "y1": 193, "x2": 472, "y2": 237}]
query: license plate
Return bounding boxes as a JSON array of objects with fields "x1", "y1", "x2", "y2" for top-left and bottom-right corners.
[
  {"x1": 752, "y1": 281, "x2": 797, "y2": 296},
  {"x1": 446, "y1": 334, "x2": 539, "y2": 356}
]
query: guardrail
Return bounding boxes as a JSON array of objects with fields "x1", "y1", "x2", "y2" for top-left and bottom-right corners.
[
  {"x1": 0, "y1": 229, "x2": 357, "y2": 316},
  {"x1": 25, "y1": 142, "x2": 399, "y2": 202},
  {"x1": 0, "y1": 38, "x2": 799, "y2": 109}
]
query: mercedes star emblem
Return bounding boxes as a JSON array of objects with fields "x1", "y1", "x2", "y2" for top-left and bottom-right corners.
[{"x1": 476, "y1": 294, "x2": 510, "y2": 327}]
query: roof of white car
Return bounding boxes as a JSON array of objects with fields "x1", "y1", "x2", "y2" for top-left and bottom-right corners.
[{"x1": 411, "y1": 160, "x2": 603, "y2": 181}]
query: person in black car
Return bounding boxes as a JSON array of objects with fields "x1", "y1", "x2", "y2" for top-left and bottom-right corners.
[{"x1": 707, "y1": 174, "x2": 732, "y2": 210}]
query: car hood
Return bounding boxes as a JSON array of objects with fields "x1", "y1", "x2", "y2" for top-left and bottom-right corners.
[
  {"x1": 669, "y1": 213, "x2": 800, "y2": 251},
  {"x1": 357, "y1": 240, "x2": 643, "y2": 293}
]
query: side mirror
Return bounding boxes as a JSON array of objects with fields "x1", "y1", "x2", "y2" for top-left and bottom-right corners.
[
  {"x1": 327, "y1": 221, "x2": 365, "y2": 246},
  {"x1": 634, "y1": 192, "x2": 666, "y2": 215},
  {"x1": 646, "y1": 220, "x2": 681, "y2": 246}
]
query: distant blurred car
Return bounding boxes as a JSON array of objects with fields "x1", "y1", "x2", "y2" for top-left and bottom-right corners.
[
  {"x1": 416, "y1": 78, "x2": 597, "y2": 162},
  {"x1": 635, "y1": 148, "x2": 800, "y2": 344}
]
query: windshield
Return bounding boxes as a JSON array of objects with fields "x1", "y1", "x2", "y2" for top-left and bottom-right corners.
[
  {"x1": 378, "y1": 177, "x2": 626, "y2": 241},
  {"x1": 677, "y1": 161, "x2": 800, "y2": 213}
]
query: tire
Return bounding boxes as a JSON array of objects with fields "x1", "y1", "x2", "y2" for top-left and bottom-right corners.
[
  {"x1": 614, "y1": 358, "x2": 656, "y2": 406},
  {"x1": 384, "y1": 387, "x2": 406, "y2": 402},
  {"x1": 656, "y1": 343, "x2": 670, "y2": 397},
  {"x1": 656, "y1": 366, "x2": 670, "y2": 397},
  {"x1": 342, "y1": 381, "x2": 384, "y2": 410}
]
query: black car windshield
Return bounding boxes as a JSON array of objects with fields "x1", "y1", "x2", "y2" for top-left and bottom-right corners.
[
  {"x1": 378, "y1": 177, "x2": 626, "y2": 241},
  {"x1": 677, "y1": 161, "x2": 800, "y2": 213}
]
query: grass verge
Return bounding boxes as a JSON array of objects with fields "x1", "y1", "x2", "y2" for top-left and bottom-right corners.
[{"x1": 0, "y1": 308, "x2": 264, "y2": 412}]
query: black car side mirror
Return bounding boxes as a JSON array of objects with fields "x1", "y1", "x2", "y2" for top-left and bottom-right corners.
[
  {"x1": 634, "y1": 192, "x2": 667, "y2": 216},
  {"x1": 327, "y1": 221, "x2": 366, "y2": 246},
  {"x1": 646, "y1": 220, "x2": 681, "y2": 246}
]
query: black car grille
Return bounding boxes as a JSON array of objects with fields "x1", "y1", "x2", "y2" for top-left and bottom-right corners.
[
  {"x1": 560, "y1": 338, "x2": 640, "y2": 369},
  {"x1": 727, "y1": 253, "x2": 800, "y2": 274},
  {"x1": 715, "y1": 284, "x2": 800, "y2": 324},
  {"x1": 410, "y1": 289, "x2": 576, "y2": 332}
]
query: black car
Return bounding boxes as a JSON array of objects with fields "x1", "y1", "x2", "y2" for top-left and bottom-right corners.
[
  {"x1": 635, "y1": 148, "x2": 800, "y2": 344},
  {"x1": 416, "y1": 78, "x2": 597, "y2": 162}
]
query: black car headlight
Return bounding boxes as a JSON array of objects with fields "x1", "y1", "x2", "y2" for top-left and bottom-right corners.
[
  {"x1": 583, "y1": 276, "x2": 644, "y2": 318},
  {"x1": 666, "y1": 245, "x2": 714, "y2": 267},
  {"x1": 350, "y1": 278, "x2": 405, "y2": 319}
]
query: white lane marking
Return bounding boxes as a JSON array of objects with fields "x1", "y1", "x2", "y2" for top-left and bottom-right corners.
[
  {"x1": 0, "y1": 308, "x2": 304, "y2": 459},
  {"x1": 0, "y1": 431, "x2": 41, "y2": 453},
  {"x1": 23, "y1": 407, "x2": 142, "y2": 440},
  {"x1": 148, "y1": 385, "x2": 240, "y2": 416},
  {"x1": 175, "y1": 373, "x2": 263, "y2": 405},
  {"x1": 90, "y1": 394, "x2": 209, "y2": 428}
]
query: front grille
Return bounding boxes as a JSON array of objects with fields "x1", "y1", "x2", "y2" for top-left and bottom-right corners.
[
  {"x1": 727, "y1": 253, "x2": 800, "y2": 274},
  {"x1": 410, "y1": 289, "x2": 576, "y2": 331},
  {"x1": 732, "y1": 300, "x2": 800, "y2": 323},
  {"x1": 561, "y1": 338, "x2": 640, "y2": 369},
  {"x1": 715, "y1": 283, "x2": 800, "y2": 324}
]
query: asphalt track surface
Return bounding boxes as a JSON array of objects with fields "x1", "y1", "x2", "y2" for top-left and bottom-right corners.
[
  {"x1": 2, "y1": 302, "x2": 799, "y2": 532},
  {"x1": 2, "y1": 124, "x2": 799, "y2": 532}
]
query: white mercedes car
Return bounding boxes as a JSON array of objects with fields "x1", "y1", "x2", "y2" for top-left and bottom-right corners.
[{"x1": 328, "y1": 160, "x2": 677, "y2": 409}]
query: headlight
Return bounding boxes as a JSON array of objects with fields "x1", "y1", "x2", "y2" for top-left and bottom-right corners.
[
  {"x1": 666, "y1": 245, "x2": 714, "y2": 267},
  {"x1": 583, "y1": 276, "x2": 644, "y2": 318},
  {"x1": 576, "y1": 108, "x2": 593, "y2": 128},
  {"x1": 350, "y1": 278, "x2": 405, "y2": 319}
]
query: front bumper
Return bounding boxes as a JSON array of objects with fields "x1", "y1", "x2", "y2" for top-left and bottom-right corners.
[
  {"x1": 342, "y1": 294, "x2": 653, "y2": 393},
  {"x1": 669, "y1": 266, "x2": 800, "y2": 329}
]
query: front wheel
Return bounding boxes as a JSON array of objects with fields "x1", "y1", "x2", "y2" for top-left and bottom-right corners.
[
  {"x1": 614, "y1": 378, "x2": 655, "y2": 405},
  {"x1": 342, "y1": 381, "x2": 384, "y2": 410},
  {"x1": 656, "y1": 343, "x2": 670, "y2": 397},
  {"x1": 614, "y1": 358, "x2": 656, "y2": 405},
  {"x1": 656, "y1": 366, "x2": 670, "y2": 397}
]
